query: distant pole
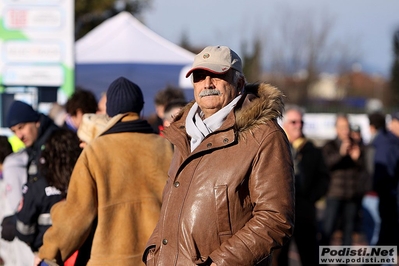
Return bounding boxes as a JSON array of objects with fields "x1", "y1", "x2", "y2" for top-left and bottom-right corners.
[{"x1": 390, "y1": 28, "x2": 399, "y2": 105}]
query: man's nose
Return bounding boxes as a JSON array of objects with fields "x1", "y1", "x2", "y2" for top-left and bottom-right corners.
[{"x1": 203, "y1": 76, "x2": 215, "y2": 89}]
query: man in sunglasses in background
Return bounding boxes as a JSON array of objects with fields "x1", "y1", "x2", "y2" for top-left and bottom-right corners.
[{"x1": 275, "y1": 104, "x2": 330, "y2": 266}]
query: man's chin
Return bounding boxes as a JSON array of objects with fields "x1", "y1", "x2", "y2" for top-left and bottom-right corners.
[{"x1": 23, "y1": 142, "x2": 32, "y2": 147}]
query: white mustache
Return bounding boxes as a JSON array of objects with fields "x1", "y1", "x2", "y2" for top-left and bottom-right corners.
[{"x1": 199, "y1": 89, "x2": 221, "y2": 98}]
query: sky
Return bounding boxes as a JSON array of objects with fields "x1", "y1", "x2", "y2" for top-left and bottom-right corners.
[{"x1": 141, "y1": 0, "x2": 399, "y2": 78}]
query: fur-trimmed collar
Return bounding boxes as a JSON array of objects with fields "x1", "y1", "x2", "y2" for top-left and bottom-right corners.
[
  {"x1": 235, "y1": 82, "x2": 285, "y2": 134},
  {"x1": 171, "y1": 83, "x2": 285, "y2": 136}
]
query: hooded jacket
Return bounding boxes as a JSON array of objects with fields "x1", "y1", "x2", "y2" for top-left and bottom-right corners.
[
  {"x1": 3, "y1": 114, "x2": 58, "y2": 213},
  {"x1": 1, "y1": 114, "x2": 59, "y2": 242},
  {"x1": 26, "y1": 114, "x2": 59, "y2": 183},
  {"x1": 39, "y1": 113, "x2": 174, "y2": 266},
  {"x1": 144, "y1": 83, "x2": 295, "y2": 266}
]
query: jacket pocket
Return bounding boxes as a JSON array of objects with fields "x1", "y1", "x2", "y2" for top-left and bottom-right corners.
[
  {"x1": 214, "y1": 185, "x2": 232, "y2": 244},
  {"x1": 145, "y1": 248, "x2": 156, "y2": 266}
]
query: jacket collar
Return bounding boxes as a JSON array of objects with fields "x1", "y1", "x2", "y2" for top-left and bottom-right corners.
[{"x1": 100, "y1": 113, "x2": 154, "y2": 136}]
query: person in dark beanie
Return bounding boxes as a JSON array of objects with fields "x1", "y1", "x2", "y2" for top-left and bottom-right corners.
[
  {"x1": 6, "y1": 100, "x2": 40, "y2": 130},
  {"x1": 36, "y1": 76, "x2": 173, "y2": 266},
  {"x1": 1, "y1": 100, "x2": 59, "y2": 264},
  {"x1": 106, "y1": 76, "x2": 144, "y2": 116},
  {"x1": 4, "y1": 100, "x2": 59, "y2": 186}
]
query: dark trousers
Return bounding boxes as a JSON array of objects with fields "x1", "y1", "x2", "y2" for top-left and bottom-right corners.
[
  {"x1": 321, "y1": 197, "x2": 361, "y2": 246},
  {"x1": 377, "y1": 195, "x2": 399, "y2": 247},
  {"x1": 277, "y1": 221, "x2": 319, "y2": 266},
  {"x1": 273, "y1": 200, "x2": 320, "y2": 266}
]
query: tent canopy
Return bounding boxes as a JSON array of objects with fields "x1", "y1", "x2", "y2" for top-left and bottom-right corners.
[{"x1": 75, "y1": 11, "x2": 195, "y2": 117}]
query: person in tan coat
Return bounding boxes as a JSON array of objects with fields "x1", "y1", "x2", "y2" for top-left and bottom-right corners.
[
  {"x1": 36, "y1": 76, "x2": 174, "y2": 266},
  {"x1": 143, "y1": 46, "x2": 294, "y2": 266}
]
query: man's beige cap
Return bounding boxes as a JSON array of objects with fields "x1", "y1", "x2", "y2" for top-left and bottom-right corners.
[{"x1": 185, "y1": 45, "x2": 243, "y2": 78}]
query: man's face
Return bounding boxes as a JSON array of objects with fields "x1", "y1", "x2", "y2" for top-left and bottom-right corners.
[
  {"x1": 163, "y1": 106, "x2": 183, "y2": 127},
  {"x1": 389, "y1": 118, "x2": 399, "y2": 138},
  {"x1": 96, "y1": 94, "x2": 107, "y2": 115},
  {"x1": 192, "y1": 69, "x2": 241, "y2": 119},
  {"x1": 283, "y1": 110, "x2": 304, "y2": 143},
  {"x1": 10, "y1": 122, "x2": 39, "y2": 147},
  {"x1": 336, "y1": 116, "x2": 350, "y2": 141}
]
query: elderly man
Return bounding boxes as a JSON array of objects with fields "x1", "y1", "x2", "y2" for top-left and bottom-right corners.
[
  {"x1": 143, "y1": 45, "x2": 294, "y2": 266},
  {"x1": 274, "y1": 104, "x2": 329, "y2": 266},
  {"x1": 36, "y1": 77, "x2": 174, "y2": 266}
]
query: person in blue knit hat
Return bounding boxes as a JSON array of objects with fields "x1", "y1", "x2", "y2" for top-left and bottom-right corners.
[
  {"x1": 1, "y1": 100, "x2": 59, "y2": 258},
  {"x1": 36, "y1": 76, "x2": 173, "y2": 266}
]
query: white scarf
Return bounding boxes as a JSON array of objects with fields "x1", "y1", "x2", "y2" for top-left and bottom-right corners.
[{"x1": 185, "y1": 95, "x2": 242, "y2": 152}]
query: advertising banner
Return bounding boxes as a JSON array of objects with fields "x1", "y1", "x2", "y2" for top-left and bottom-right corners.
[{"x1": 0, "y1": 0, "x2": 74, "y2": 97}]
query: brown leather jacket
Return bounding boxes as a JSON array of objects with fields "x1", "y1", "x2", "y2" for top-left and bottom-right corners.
[{"x1": 144, "y1": 83, "x2": 295, "y2": 266}]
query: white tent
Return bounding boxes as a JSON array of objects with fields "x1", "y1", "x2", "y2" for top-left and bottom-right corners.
[{"x1": 75, "y1": 11, "x2": 195, "y2": 116}]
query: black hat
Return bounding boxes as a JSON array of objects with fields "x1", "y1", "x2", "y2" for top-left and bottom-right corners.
[
  {"x1": 106, "y1": 77, "x2": 144, "y2": 117},
  {"x1": 6, "y1": 100, "x2": 40, "y2": 128}
]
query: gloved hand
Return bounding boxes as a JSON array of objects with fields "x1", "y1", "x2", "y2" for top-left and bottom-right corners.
[{"x1": 1, "y1": 214, "x2": 17, "y2": 241}]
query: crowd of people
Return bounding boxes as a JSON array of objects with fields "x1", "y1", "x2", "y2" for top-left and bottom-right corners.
[{"x1": 0, "y1": 45, "x2": 398, "y2": 266}]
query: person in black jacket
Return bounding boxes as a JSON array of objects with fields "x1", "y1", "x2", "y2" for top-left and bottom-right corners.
[
  {"x1": 320, "y1": 113, "x2": 368, "y2": 247},
  {"x1": 16, "y1": 129, "x2": 82, "y2": 252},
  {"x1": 273, "y1": 104, "x2": 330, "y2": 266},
  {"x1": 1, "y1": 101, "x2": 59, "y2": 243}
]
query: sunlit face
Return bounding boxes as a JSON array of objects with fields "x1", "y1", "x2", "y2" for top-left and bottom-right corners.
[
  {"x1": 163, "y1": 106, "x2": 183, "y2": 128},
  {"x1": 10, "y1": 122, "x2": 40, "y2": 147},
  {"x1": 283, "y1": 109, "x2": 304, "y2": 143},
  {"x1": 192, "y1": 69, "x2": 242, "y2": 119},
  {"x1": 389, "y1": 118, "x2": 399, "y2": 138},
  {"x1": 96, "y1": 94, "x2": 107, "y2": 115},
  {"x1": 73, "y1": 109, "x2": 84, "y2": 129},
  {"x1": 336, "y1": 116, "x2": 350, "y2": 141}
]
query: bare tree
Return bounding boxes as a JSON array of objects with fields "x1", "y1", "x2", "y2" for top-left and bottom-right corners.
[
  {"x1": 263, "y1": 5, "x2": 361, "y2": 105},
  {"x1": 75, "y1": 0, "x2": 152, "y2": 40},
  {"x1": 241, "y1": 38, "x2": 263, "y2": 83},
  {"x1": 390, "y1": 28, "x2": 399, "y2": 105}
]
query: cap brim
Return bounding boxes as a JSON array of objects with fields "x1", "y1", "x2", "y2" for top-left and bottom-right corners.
[{"x1": 185, "y1": 65, "x2": 230, "y2": 78}]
